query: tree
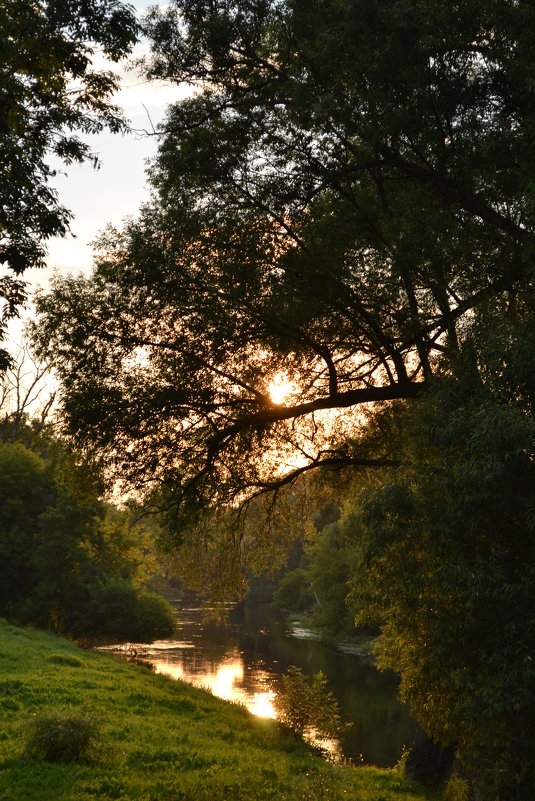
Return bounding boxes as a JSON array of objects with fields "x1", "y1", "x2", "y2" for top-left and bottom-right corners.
[
  {"x1": 33, "y1": 1, "x2": 535, "y2": 794},
  {"x1": 0, "y1": 0, "x2": 138, "y2": 369},
  {"x1": 352, "y1": 355, "x2": 535, "y2": 798},
  {"x1": 272, "y1": 504, "x2": 362, "y2": 636},
  {"x1": 0, "y1": 340, "x2": 56, "y2": 442},
  {"x1": 34, "y1": 0, "x2": 535, "y2": 516},
  {"x1": 305, "y1": 516, "x2": 362, "y2": 636},
  {"x1": 0, "y1": 434, "x2": 175, "y2": 642}
]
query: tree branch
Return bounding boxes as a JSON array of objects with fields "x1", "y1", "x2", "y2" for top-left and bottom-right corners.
[{"x1": 205, "y1": 381, "x2": 424, "y2": 465}]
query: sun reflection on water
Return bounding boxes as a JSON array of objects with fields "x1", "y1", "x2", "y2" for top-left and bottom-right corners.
[
  {"x1": 248, "y1": 690, "x2": 277, "y2": 719},
  {"x1": 109, "y1": 628, "x2": 342, "y2": 759},
  {"x1": 212, "y1": 662, "x2": 244, "y2": 700},
  {"x1": 152, "y1": 654, "x2": 277, "y2": 718}
]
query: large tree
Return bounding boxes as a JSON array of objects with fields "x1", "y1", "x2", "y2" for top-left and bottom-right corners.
[
  {"x1": 351, "y1": 340, "x2": 535, "y2": 797},
  {"x1": 34, "y1": 2, "x2": 535, "y2": 793},
  {"x1": 35, "y1": 0, "x2": 535, "y2": 513},
  {"x1": 0, "y1": 0, "x2": 138, "y2": 369}
]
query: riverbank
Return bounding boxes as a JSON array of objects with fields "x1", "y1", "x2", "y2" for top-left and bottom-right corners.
[
  {"x1": 0, "y1": 618, "x2": 436, "y2": 801},
  {"x1": 285, "y1": 612, "x2": 376, "y2": 657}
]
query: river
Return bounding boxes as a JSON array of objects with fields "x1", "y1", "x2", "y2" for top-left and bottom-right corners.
[{"x1": 122, "y1": 603, "x2": 416, "y2": 767}]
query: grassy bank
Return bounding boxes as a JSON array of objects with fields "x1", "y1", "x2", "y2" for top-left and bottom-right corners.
[{"x1": 0, "y1": 618, "x2": 435, "y2": 801}]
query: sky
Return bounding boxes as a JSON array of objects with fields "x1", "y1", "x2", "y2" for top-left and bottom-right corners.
[
  {"x1": 4, "y1": 1, "x2": 183, "y2": 412},
  {"x1": 22, "y1": 1, "x2": 185, "y2": 295}
]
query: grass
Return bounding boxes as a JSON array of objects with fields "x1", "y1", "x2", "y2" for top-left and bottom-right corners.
[
  {"x1": 24, "y1": 710, "x2": 100, "y2": 764},
  {"x1": 0, "y1": 618, "x2": 437, "y2": 801}
]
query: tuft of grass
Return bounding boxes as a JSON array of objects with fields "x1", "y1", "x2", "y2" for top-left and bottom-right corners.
[
  {"x1": 24, "y1": 710, "x2": 101, "y2": 764},
  {"x1": 46, "y1": 653, "x2": 84, "y2": 668}
]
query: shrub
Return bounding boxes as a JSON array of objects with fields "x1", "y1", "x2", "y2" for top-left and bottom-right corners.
[
  {"x1": 443, "y1": 775, "x2": 470, "y2": 801},
  {"x1": 134, "y1": 591, "x2": 177, "y2": 641},
  {"x1": 88, "y1": 578, "x2": 176, "y2": 643},
  {"x1": 25, "y1": 710, "x2": 100, "y2": 763},
  {"x1": 274, "y1": 666, "x2": 343, "y2": 742}
]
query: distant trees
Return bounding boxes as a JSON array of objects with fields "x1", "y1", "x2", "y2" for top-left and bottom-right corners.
[
  {"x1": 0, "y1": 341, "x2": 55, "y2": 442},
  {"x1": 0, "y1": 347, "x2": 174, "y2": 643},
  {"x1": 272, "y1": 504, "x2": 362, "y2": 638}
]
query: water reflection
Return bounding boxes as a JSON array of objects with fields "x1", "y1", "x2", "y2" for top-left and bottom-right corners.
[
  {"x1": 148, "y1": 634, "x2": 278, "y2": 719},
  {"x1": 249, "y1": 690, "x2": 277, "y2": 719},
  {"x1": 127, "y1": 606, "x2": 416, "y2": 766},
  {"x1": 153, "y1": 649, "x2": 277, "y2": 717}
]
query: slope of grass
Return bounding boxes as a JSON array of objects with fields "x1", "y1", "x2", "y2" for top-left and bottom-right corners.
[{"x1": 0, "y1": 618, "x2": 436, "y2": 801}]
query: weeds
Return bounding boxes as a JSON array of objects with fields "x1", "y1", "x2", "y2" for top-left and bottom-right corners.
[
  {"x1": 24, "y1": 709, "x2": 101, "y2": 764},
  {"x1": 443, "y1": 775, "x2": 470, "y2": 801}
]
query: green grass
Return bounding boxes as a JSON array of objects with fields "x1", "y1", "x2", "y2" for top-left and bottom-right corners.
[{"x1": 0, "y1": 618, "x2": 436, "y2": 801}]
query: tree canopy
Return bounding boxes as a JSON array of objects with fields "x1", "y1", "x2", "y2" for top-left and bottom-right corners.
[
  {"x1": 35, "y1": 0, "x2": 535, "y2": 518},
  {"x1": 353, "y1": 368, "x2": 535, "y2": 797},
  {"x1": 0, "y1": 0, "x2": 138, "y2": 369},
  {"x1": 0, "y1": 348, "x2": 175, "y2": 643}
]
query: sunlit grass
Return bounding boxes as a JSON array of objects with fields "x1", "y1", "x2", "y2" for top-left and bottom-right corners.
[{"x1": 0, "y1": 618, "x2": 436, "y2": 800}]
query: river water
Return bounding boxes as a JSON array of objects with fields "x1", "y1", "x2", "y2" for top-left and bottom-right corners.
[{"x1": 131, "y1": 604, "x2": 416, "y2": 767}]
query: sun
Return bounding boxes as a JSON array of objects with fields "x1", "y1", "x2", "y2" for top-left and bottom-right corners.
[{"x1": 267, "y1": 372, "x2": 296, "y2": 405}]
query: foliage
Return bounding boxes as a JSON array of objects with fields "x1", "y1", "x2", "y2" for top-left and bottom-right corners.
[
  {"x1": 442, "y1": 776, "x2": 470, "y2": 801},
  {"x1": 24, "y1": 710, "x2": 100, "y2": 764},
  {"x1": 35, "y1": 0, "x2": 535, "y2": 515},
  {"x1": 0, "y1": 0, "x2": 138, "y2": 368},
  {"x1": 306, "y1": 516, "x2": 362, "y2": 635},
  {"x1": 274, "y1": 666, "x2": 343, "y2": 744},
  {"x1": 88, "y1": 578, "x2": 176, "y2": 643},
  {"x1": 273, "y1": 568, "x2": 314, "y2": 614},
  {"x1": 353, "y1": 358, "x2": 535, "y2": 799},
  {"x1": 272, "y1": 512, "x2": 363, "y2": 637},
  {"x1": 0, "y1": 437, "x2": 174, "y2": 642},
  {"x1": 0, "y1": 619, "x2": 434, "y2": 801}
]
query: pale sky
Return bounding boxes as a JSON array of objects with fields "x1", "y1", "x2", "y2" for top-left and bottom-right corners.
[
  {"x1": 23, "y1": 1, "x2": 186, "y2": 293},
  {"x1": 5, "y1": 2, "x2": 182, "y2": 398}
]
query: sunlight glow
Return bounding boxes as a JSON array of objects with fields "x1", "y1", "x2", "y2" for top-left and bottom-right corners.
[
  {"x1": 152, "y1": 655, "x2": 278, "y2": 719},
  {"x1": 248, "y1": 690, "x2": 277, "y2": 719},
  {"x1": 154, "y1": 658, "x2": 244, "y2": 701},
  {"x1": 115, "y1": 642, "x2": 339, "y2": 753},
  {"x1": 212, "y1": 663, "x2": 244, "y2": 700},
  {"x1": 267, "y1": 372, "x2": 297, "y2": 405}
]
